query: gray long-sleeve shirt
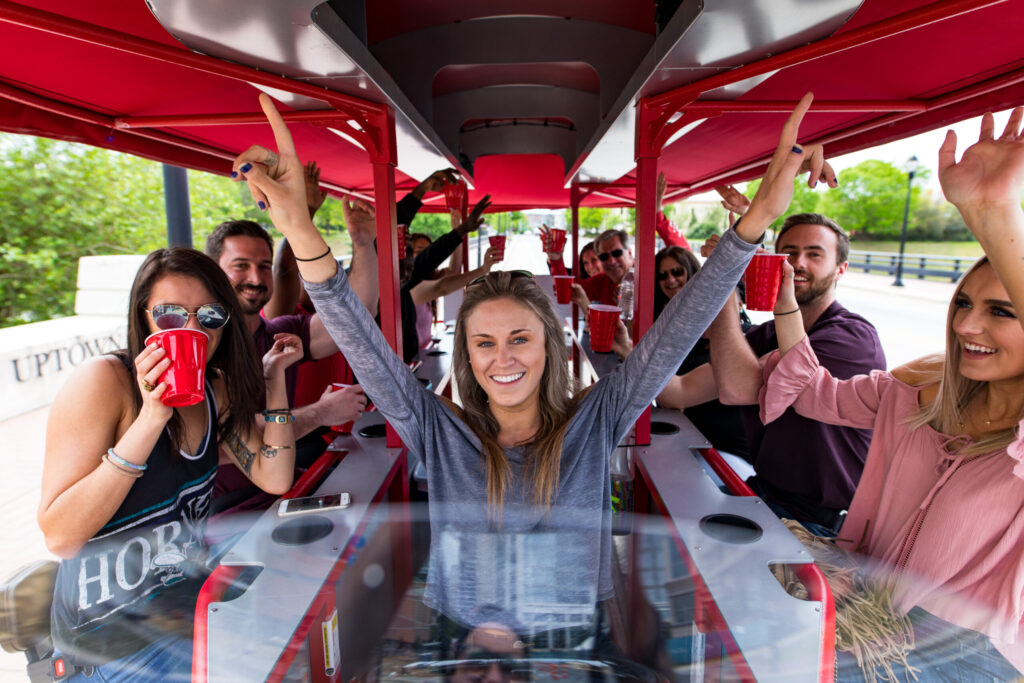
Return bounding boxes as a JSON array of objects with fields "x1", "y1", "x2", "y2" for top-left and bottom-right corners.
[{"x1": 304, "y1": 229, "x2": 757, "y2": 629}]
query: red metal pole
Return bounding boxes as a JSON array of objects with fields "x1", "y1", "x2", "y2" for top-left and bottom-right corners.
[
  {"x1": 632, "y1": 103, "x2": 660, "y2": 446},
  {"x1": 367, "y1": 108, "x2": 404, "y2": 449},
  {"x1": 115, "y1": 109, "x2": 355, "y2": 129}
]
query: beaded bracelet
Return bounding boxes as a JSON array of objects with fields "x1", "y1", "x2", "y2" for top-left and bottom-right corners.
[{"x1": 107, "y1": 448, "x2": 147, "y2": 471}]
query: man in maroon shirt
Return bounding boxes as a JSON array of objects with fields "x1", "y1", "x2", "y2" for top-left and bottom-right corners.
[{"x1": 659, "y1": 213, "x2": 886, "y2": 535}]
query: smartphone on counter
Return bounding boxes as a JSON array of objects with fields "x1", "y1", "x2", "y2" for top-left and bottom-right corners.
[{"x1": 278, "y1": 492, "x2": 351, "y2": 517}]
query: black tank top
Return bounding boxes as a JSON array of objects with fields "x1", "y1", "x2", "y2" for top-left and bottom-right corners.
[{"x1": 51, "y1": 377, "x2": 219, "y2": 663}]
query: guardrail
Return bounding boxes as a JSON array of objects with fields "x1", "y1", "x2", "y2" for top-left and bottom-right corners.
[{"x1": 847, "y1": 250, "x2": 974, "y2": 283}]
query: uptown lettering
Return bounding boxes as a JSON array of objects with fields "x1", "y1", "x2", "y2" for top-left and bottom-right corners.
[{"x1": 11, "y1": 336, "x2": 119, "y2": 383}]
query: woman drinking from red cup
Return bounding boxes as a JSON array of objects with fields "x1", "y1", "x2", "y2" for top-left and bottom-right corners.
[
  {"x1": 40, "y1": 248, "x2": 302, "y2": 681},
  {"x1": 233, "y1": 91, "x2": 828, "y2": 632}
]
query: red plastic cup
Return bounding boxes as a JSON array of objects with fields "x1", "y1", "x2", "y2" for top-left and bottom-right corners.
[
  {"x1": 553, "y1": 275, "x2": 575, "y2": 304},
  {"x1": 549, "y1": 228, "x2": 567, "y2": 253},
  {"x1": 489, "y1": 235, "x2": 506, "y2": 262},
  {"x1": 743, "y1": 253, "x2": 789, "y2": 311},
  {"x1": 145, "y1": 329, "x2": 208, "y2": 407},
  {"x1": 588, "y1": 304, "x2": 621, "y2": 353},
  {"x1": 396, "y1": 224, "x2": 408, "y2": 258},
  {"x1": 443, "y1": 179, "x2": 467, "y2": 215},
  {"x1": 328, "y1": 383, "x2": 355, "y2": 433}
]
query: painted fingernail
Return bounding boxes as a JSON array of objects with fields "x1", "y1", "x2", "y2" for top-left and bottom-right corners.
[
  {"x1": 791, "y1": 145, "x2": 803, "y2": 154},
  {"x1": 258, "y1": 200, "x2": 267, "y2": 210},
  {"x1": 241, "y1": 162, "x2": 253, "y2": 173},
  {"x1": 230, "y1": 170, "x2": 238, "y2": 179}
]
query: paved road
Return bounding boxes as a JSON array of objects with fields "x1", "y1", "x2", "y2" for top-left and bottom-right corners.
[{"x1": 0, "y1": 233, "x2": 959, "y2": 681}]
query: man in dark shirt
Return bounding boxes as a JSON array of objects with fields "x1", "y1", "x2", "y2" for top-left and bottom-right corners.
[
  {"x1": 581, "y1": 228, "x2": 633, "y2": 305},
  {"x1": 659, "y1": 213, "x2": 885, "y2": 535}
]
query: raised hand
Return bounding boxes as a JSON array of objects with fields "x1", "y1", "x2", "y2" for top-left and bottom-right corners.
[
  {"x1": 263, "y1": 333, "x2": 304, "y2": 376},
  {"x1": 939, "y1": 107, "x2": 1024, "y2": 213},
  {"x1": 714, "y1": 185, "x2": 750, "y2": 216},
  {"x1": 342, "y1": 197, "x2": 377, "y2": 247},
  {"x1": 774, "y1": 261, "x2": 799, "y2": 315},
  {"x1": 232, "y1": 94, "x2": 309, "y2": 231},
  {"x1": 416, "y1": 168, "x2": 459, "y2": 198},
  {"x1": 456, "y1": 195, "x2": 493, "y2": 237},
  {"x1": 656, "y1": 172, "x2": 668, "y2": 208},
  {"x1": 699, "y1": 233, "x2": 721, "y2": 259},
  {"x1": 482, "y1": 247, "x2": 498, "y2": 271},
  {"x1": 305, "y1": 161, "x2": 328, "y2": 218},
  {"x1": 741, "y1": 93, "x2": 836, "y2": 240}
]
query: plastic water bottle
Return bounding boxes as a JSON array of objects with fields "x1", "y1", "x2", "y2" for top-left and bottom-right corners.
[{"x1": 619, "y1": 268, "x2": 635, "y2": 323}]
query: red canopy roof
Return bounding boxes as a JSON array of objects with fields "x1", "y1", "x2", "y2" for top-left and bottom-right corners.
[{"x1": 0, "y1": 0, "x2": 1021, "y2": 210}]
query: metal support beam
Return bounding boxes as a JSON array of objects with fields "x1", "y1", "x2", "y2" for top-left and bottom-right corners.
[
  {"x1": 162, "y1": 164, "x2": 192, "y2": 247},
  {"x1": 368, "y1": 108, "x2": 404, "y2": 450}
]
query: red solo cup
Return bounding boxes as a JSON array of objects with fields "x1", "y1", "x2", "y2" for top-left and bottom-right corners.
[
  {"x1": 443, "y1": 179, "x2": 467, "y2": 214},
  {"x1": 743, "y1": 253, "x2": 789, "y2": 311},
  {"x1": 588, "y1": 304, "x2": 621, "y2": 353},
  {"x1": 396, "y1": 224, "x2": 408, "y2": 258},
  {"x1": 145, "y1": 329, "x2": 208, "y2": 407},
  {"x1": 489, "y1": 235, "x2": 506, "y2": 262},
  {"x1": 549, "y1": 228, "x2": 567, "y2": 253},
  {"x1": 553, "y1": 275, "x2": 575, "y2": 304},
  {"x1": 328, "y1": 383, "x2": 355, "y2": 433}
]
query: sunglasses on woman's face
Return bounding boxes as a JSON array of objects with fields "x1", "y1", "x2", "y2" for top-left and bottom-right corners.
[
  {"x1": 147, "y1": 303, "x2": 230, "y2": 331},
  {"x1": 597, "y1": 249, "x2": 624, "y2": 262},
  {"x1": 465, "y1": 269, "x2": 535, "y2": 289},
  {"x1": 656, "y1": 266, "x2": 688, "y2": 282}
]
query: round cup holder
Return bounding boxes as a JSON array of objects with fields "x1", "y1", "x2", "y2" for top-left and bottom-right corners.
[
  {"x1": 699, "y1": 514, "x2": 763, "y2": 544},
  {"x1": 426, "y1": 350, "x2": 447, "y2": 356},
  {"x1": 650, "y1": 421, "x2": 679, "y2": 435},
  {"x1": 272, "y1": 515, "x2": 334, "y2": 546},
  {"x1": 358, "y1": 423, "x2": 387, "y2": 438}
]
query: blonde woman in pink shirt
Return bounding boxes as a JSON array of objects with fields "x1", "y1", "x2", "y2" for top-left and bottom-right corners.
[{"x1": 762, "y1": 108, "x2": 1024, "y2": 681}]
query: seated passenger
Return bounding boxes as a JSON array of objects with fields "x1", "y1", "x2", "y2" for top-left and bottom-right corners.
[
  {"x1": 205, "y1": 220, "x2": 368, "y2": 513},
  {"x1": 40, "y1": 248, "x2": 300, "y2": 681},
  {"x1": 658, "y1": 209, "x2": 884, "y2": 536},
  {"x1": 762, "y1": 109, "x2": 1024, "y2": 680},
  {"x1": 230, "y1": 92, "x2": 823, "y2": 630}
]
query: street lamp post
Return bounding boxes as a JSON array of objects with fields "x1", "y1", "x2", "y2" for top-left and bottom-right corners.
[{"x1": 892, "y1": 155, "x2": 921, "y2": 287}]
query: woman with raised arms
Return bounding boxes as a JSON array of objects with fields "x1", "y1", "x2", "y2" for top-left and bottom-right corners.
[
  {"x1": 233, "y1": 92, "x2": 835, "y2": 629},
  {"x1": 763, "y1": 109, "x2": 1024, "y2": 679}
]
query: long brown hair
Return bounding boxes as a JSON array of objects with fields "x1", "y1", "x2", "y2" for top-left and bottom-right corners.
[
  {"x1": 124, "y1": 248, "x2": 263, "y2": 452},
  {"x1": 908, "y1": 256, "x2": 1021, "y2": 455},
  {"x1": 653, "y1": 246, "x2": 701, "y2": 320},
  {"x1": 452, "y1": 272, "x2": 583, "y2": 516}
]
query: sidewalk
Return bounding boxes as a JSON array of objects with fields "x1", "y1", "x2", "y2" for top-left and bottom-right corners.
[
  {"x1": 841, "y1": 269, "x2": 957, "y2": 305},
  {"x1": 0, "y1": 406, "x2": 51, "y2": 682}
]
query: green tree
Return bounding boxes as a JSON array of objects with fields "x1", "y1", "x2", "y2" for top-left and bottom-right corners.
[
  {"x1": 743, "y1": 177, "x2": 822, "y2": 234},
  {"x1": 817, "y1": 160, "x2": 925, "y2": 239}
]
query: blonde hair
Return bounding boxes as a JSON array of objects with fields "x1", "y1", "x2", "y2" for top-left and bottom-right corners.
[
  {"x1": 452, "y1": 272, "x2": 584, "y2": 517},
  {"x1": 908, "y1": 256, "x2": 1021, "y2": 454}
]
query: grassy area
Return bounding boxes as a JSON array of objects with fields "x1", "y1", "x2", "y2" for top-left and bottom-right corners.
[{"x1": 849, "y1": 240, "x2": 983, "y2": 258}]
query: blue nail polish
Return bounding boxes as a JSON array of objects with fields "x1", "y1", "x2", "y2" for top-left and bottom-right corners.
[
  {"x1": 258, "y1": 201, "x2": 266, "y2": 210},
  {"x1": 241, "y1": 162, "x2": 253, "y2": 173},
  {"x1": 230, "y1": 170, "x2": 238, "y2": 179},
  {"x1": 791, "y1": 145, "x2": 803, "y2": 154}
]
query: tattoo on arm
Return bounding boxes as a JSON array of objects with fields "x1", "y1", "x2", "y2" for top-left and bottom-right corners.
[
  {"x1": 260, "y1": 445, "x2": 280, "y2": 459},
  {"x1": 224, "y1": 431, "x2": 256, "y2": 476}
]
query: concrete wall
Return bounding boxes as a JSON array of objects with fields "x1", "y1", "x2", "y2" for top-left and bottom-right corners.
[{"x1": 0, "y1": 255, "x2": 144, "y2": 421}]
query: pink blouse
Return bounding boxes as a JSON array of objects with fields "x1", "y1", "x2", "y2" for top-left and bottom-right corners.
[{"x1": 760, "y1": 337, "x2": 1024, "y2": 670}]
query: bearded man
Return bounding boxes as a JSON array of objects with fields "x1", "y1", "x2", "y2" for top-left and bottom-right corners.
[{"x1": 659, "y1": 213, "x2": 886, "y2": 536}]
